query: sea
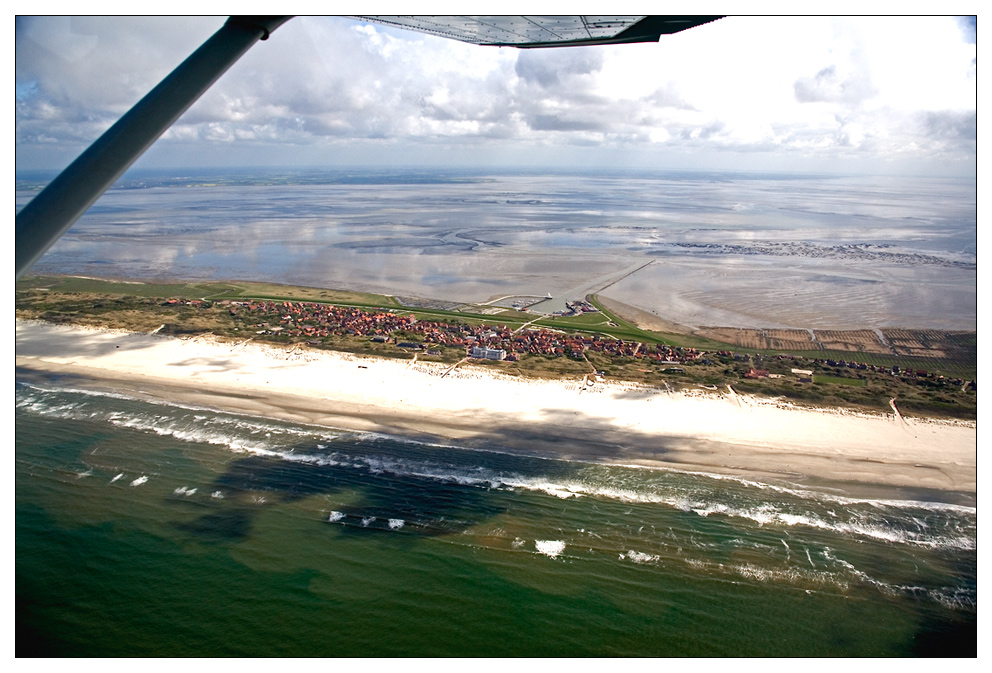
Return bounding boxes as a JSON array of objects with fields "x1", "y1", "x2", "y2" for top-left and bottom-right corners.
[
  {"x1": 16, "y1": 168, "x2": 977, "y2": 657},
  {"x1": 15, "y1": 374, "x2": 976, "y2": 657}
]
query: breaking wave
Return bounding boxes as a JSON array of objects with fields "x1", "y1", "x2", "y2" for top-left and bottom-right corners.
[
  {"x1": 15, "y1": 382, "x2": 976, "y2": 553},
  {"x1": 535, "y1": 540, "x2": 566, "y2": 558}
]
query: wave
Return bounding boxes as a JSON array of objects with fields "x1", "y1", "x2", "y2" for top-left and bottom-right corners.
[
  {"x1": 613, "y1": 462, "x2": 976, "y2": 515},
  {"x1": 17, "y1": 381, "x2": 340, "y2": 439},
  {"x1": 18, "y1": 380, "x2": 974, "y2": 512},
  {"x1": 250, "y1": 447, "x2": 977, "y2": 550},
  {"x1": 621, "y1": 550, "x2": 660, "y2": 564},
  {"x1": 16, "y1": 381, "x2": 975, "y2": 550},
  {"x1": 622, "y1": 544, "x2": 975, "y2": 611},
  {"x1": 688, "y1": 502, "x2": 974, "y2": 550},
  {"x1": 534, "y1": 540, "x2": 566, "y2": 558}
]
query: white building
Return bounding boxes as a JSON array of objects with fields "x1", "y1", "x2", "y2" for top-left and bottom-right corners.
[{"x1": 470, "y1": 346, "x2": 506, "y2": 361}]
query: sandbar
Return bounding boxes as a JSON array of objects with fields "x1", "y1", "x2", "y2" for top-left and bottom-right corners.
[{"x1": 15, "y1": 320, "x2": 976, "y2": 499}]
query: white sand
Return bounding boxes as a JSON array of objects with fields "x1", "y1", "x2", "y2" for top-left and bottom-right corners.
[{"x1": 15, "y1": 320, "x2": 976, "y2": 493}]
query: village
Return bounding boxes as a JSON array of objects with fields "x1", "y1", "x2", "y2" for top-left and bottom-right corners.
[
  {"x1": 162, "y1": 298, "x2": 972, "y2": 391},
  {"x1": 207, "y1": 297, "x2": 703, "y2": 364}
]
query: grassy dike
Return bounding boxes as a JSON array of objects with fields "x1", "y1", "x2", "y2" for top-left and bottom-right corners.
[{"x1": 15, "y1": 274, "x2": 976, "y2": 420}]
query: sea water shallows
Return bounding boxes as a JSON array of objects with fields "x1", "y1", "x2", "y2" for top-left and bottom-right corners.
[{"x1": 14, "y1": 378, "x2": 977, "y2": 656}]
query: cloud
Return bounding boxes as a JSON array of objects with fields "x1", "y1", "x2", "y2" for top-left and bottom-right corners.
[
  {"x1": 922, "y1": 110, "x2": 977, "y2": 141},
  {"x1": 646, "y1": 84, "x2": 694, "y2": 110},
  {"x1": 514, "y1": 47, "x2": 604, "y2": 88},
  {"x1": 16, "y1": 17, "x2": 219, "y2": 113},
  {"x1": 14, "y1": 16, "x2": 977, "y2": 175},
  {"x1": 527, "y1": 113, "x2": 604, "y2": 133},
  {"x1": 956, "y1": 16, "x2": 976, "y2": 44},
  {"x1": 793, "y1": 65, "x2": 877, "y2": 105}
]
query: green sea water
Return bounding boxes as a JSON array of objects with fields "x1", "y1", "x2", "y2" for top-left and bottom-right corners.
[{"x1": 15, "y1": 376, "x2": 976, "y2": 657}]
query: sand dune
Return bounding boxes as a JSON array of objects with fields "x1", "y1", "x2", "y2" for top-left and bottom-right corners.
[{"x1": 15, "y1": 320, "x2": 975, "y2": 494}]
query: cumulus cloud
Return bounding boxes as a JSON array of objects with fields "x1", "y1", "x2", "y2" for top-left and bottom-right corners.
[
  {"x1": 14, "y1": 16, "x2": 977, "y2": 174},
  {"x1": 794, "y1": 65, "x2": 877, "y2": 105},
  {"x1": 646, "y1": 84, "x2": 694, "y2": 110},
  {"x1": 16, "y1": 17, "x2": 219, "y2": 114},
  {"x1": 515, "y1": 47, "x2": 604, "y2": 88},
  {"x1": 956, "y1": 16, "x2": 976, "y2": 44},
  {"x1": 923, "y1": 110, "x2": 977, "y2": 141}
]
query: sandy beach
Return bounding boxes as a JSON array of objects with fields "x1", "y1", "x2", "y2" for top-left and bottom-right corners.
[{"x1": 15, "y1": 319, "x2": 976, "y2": 495}]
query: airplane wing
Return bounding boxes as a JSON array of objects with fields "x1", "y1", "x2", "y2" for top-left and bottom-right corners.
[
  {"x1": 347, "y1": 16, "x2": 722, "y2": 48},
  {"x1": 15, "y1": 15, "x2": 721, "y2": 279}
]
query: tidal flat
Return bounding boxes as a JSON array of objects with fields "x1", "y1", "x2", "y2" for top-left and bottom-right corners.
[{"x1": 16, "y1": 168, "x2": 976, "y2": 332}]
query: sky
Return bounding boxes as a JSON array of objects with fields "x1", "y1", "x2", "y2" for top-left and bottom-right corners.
[{"x1": 14, "y1": 13, "x2": 978, "y2": 176}]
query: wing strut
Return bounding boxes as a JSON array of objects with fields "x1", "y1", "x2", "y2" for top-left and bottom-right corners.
[{"x1": 15, "y1": 16, "x2": 292, "y2": 279}]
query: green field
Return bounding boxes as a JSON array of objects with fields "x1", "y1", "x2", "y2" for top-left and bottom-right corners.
[{"x1": 813, "y1": 374, "x2": 867, "y2": 386}]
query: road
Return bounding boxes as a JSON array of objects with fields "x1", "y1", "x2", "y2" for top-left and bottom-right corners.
[{"x1": 527, "y1": 260, "x2": 654, "y2": 315}]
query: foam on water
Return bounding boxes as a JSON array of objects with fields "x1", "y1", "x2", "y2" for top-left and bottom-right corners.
[
  {"x1": 689, "y1": 503, "x2": 976, "y2": 550},
  {"x1": 15, "y1": 382, "x2": 976, "y2": 553},
  {"x1": 17, "y1": 382, "x2": 211, "y2": 414},
  {"x1": 106, "y1": 412, "x2": 287, "y2": 455},
  {"x1": 535, "y1": 540, "x2": 566, "y2": 559},
  {"x1": 621, "y1": 550, "x2": 660, "y2": 564},
  {"x1": 615, "y1": 461, "x2": 977, "y2": 514},
  {"x1": 664, "y1": 544, "x2": 972, "y2": 610},
  {"x1": 250, "y1": 446, "x2": 900, "y2": 548},
  {"x1": 17, "y1": 381, "x2": 341, "y2": 442}
]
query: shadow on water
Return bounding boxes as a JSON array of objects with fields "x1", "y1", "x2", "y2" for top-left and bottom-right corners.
[
  {"x1": 911, "y1": 614, "x2": 977, "y2": 657},
  {"x1": 172, "y1": 439, "x2": 538, "y2": 543},
  {"x1": 162, "y1": 408, "x2": 758, "y2": 547},
  {"x1": 175, "y1": 507, "x2": 255, "y2": 540}
]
